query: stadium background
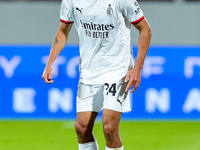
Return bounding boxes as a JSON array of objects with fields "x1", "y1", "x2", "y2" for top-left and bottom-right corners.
[{"x1": 0, "y1": 0, "x2": 200, "y2": 150}]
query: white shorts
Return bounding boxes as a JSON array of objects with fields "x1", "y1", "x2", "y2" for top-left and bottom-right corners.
[{"x1": 76, "y1": 80, "x2": 131, "y2": 113}]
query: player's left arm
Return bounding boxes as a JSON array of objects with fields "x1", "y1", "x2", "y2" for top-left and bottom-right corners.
[{"x1": 125, "y1": 18, "x2": 152, "y2": 93}]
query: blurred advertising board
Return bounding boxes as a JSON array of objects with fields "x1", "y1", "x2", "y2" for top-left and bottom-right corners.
[{"x1": 0, "y1": 45, "x2": 200, "y2": 119}]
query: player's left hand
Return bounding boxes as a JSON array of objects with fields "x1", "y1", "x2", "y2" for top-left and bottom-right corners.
[{"x1": 124, "y1": 67, "x2": 141, "y2": 93}]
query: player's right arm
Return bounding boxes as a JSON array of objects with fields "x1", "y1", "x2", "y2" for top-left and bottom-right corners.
[{"x1": 42, "y1": 22, "x2": 73, "y2": 84}]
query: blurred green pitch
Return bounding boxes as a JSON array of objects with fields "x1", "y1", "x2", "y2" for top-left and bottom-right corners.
[{"x1": 0, "y1": 120, "x2": 200, "y2": 150}]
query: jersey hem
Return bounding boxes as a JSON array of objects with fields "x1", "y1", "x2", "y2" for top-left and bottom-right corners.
[
  {"x1": 131, "y1": 16, "x2": 144, "y2": 24},
  {"x1": 79, "y1": 76, "x2": 127, "y2": 85},
  {"x1": 60, "y1": 19, "x2": 74, "y2": 24}
]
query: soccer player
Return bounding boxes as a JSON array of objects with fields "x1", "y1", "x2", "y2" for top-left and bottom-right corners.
[{"x1": 42, "y1": 0, "x2": 151, "y2": 149}]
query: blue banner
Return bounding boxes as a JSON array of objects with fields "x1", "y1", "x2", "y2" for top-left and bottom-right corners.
[{"x1": 0, "y1": 45, "x2": 200, "y2": 119}]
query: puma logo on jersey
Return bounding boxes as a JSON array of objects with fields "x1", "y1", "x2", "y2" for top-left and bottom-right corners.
[{"x1": 76, "y1": 7, "x2": 83, "y2": 14}]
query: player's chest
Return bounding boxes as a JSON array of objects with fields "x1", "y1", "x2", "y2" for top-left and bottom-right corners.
[{"x1": 72, "y1": 0, "x2": 117, "y2": 23}]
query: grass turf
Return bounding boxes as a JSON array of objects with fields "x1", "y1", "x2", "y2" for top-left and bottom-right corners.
[{"x1": 0, "y1": 120, "x2": 200, "y2": 150}]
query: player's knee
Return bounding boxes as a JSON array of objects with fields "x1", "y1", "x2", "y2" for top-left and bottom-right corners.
[
  {"x1": 103, "y1": 123, "x2": 118, "y2": 138},
  {"x1": 75, "y1": 121, "x2": 95, "y2": 143},
  {"x1": 74, "y1": 121, "x2": 89, "y2": 137},
  {"x1": 75, "y1": 122, "x2": 84, "y2": 135}
]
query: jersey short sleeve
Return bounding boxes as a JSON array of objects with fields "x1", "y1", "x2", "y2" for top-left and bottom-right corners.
[
  {"x1": 60, "y1": 0, "x2": 74, "y2": 23},
  {"x1": 118, "y1": 0, "x2": 144, "y2": 24}
]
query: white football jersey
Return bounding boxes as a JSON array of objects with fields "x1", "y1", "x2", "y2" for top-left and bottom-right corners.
[{"x1": 60, "y1": 0, "x2": 144, "y2": 84}]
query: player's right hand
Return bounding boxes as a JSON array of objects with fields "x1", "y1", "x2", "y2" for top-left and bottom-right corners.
[{"x1": 42, "y1": 65, "x2": 54, "y2": 84}]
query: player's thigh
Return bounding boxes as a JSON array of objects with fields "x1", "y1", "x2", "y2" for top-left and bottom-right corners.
[
  {"x1": 102, "y1": 109, "x2": 122, "y2": 132},
  {"x1": 75, "y1": 111, "x2": 98, "y2": 131}
]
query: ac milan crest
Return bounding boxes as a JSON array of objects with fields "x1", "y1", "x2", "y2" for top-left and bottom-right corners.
[{"x1": 107, "y1": 4, "x2": 113, "y2": 17}]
